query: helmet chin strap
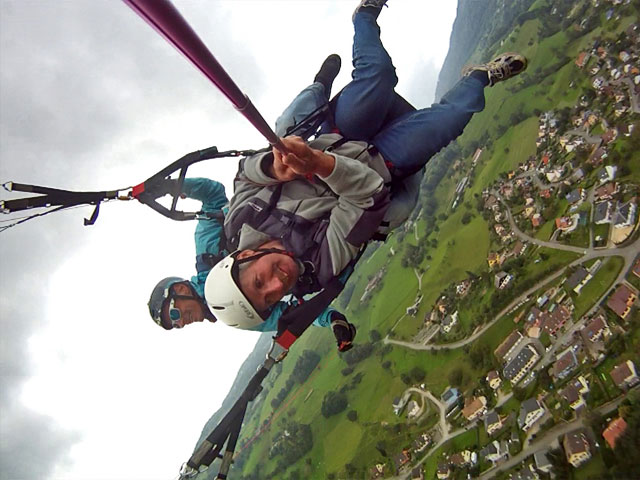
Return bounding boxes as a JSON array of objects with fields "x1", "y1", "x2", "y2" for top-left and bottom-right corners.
[
  {"x1": 235, "y1": 247, "x2": 303, "y2": 271},
  {"x1": 171, "y1": 281, "x2": 216, "y2": 323}
]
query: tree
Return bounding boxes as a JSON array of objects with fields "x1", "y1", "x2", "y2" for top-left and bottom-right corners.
[
  {"x1": 347, "y1": 410, "x2": 358, "y2": 422},
  {"x1": 291, "y1": 350, "x2": 321, "y2": 383},
  {"x1": 370, "y1": 329, "x2": 382, "y2": 342},
  {"x1": 411, "y1": 366, "x2": 426, "y2": 383},
  {"x1": 547, "y1": 447, "x2": 571, "y2": 480},
  {"x1": 448, "y1": 367, "x2": 464, "y2": 387},
  {"x1": 584, "y1": 408, "x2": 603, "y2": 432},
  {"x1": 513, "y1": 387, "x2": 527, "y2": 401},
  {"x1": 321, "y1": 391, "x2": 348, "y2": 418}
]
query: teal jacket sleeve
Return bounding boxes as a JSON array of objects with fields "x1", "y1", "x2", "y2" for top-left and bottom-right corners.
[
  {"x1": 182, "y1": 178, "x2": 228, "y2": 296},
  {"x1": 247, "y1": 300, "x2": 338, "y2": 332}
]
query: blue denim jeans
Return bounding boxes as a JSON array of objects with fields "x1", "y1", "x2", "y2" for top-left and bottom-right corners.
[{"x1": 276, "y1": 11, "x2": 486, "y2": 176}]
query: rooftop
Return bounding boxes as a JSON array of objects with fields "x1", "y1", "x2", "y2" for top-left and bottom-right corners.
[
  {"x1": 504, "y1": 345, "x2": 539, "y2": 381},
  {"x1": 602, "y1": 417, "x2": 628, "y2": 449},
  {"x1": 610, "y1": 360, "x2": 637, "y2": 387},
  {"x1": 494, "y1": 330, "x2": 524, "y2": 361}
]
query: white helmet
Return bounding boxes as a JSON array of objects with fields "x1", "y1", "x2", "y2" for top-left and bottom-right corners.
[{"x1": 204, "y1": 253, "x2": 264, "y2": 329}]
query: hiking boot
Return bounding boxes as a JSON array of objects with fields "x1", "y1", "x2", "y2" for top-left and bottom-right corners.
[
  {"x1": 462, "y1": 52, "x2": 528, "y2": 87},
  {"x1": 314, "y1": 54, "x2": 342, "y2": 96},
  {"x1": 353, "y1": 0, "x2": 389, "y2": 22}
]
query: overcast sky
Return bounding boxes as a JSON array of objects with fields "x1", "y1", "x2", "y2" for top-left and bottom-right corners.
[{"x1": 0, "y1": 1, "x2": 457, "y2": 479}]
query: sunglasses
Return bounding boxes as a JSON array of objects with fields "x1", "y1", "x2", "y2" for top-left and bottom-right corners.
[{"x1": 166, "y1": 297, "x2": 184, "y2": 329}]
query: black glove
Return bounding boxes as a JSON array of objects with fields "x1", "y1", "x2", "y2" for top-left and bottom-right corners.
[{"x1": 331, "y1": 314, "x2": 356, "y2": 352}]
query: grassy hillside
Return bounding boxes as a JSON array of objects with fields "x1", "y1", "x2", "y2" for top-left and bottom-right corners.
[{"x1": 194, "y1": 1, "x2": 640, "y2": 479}]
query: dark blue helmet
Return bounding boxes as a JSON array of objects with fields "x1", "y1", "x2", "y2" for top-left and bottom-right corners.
[{"x1": 148, "y1": 276, "x2": 185, "y2": 329}]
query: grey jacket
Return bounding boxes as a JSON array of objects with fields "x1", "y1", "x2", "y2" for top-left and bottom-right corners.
[{"x1": 224, "y1": 134, "x2": 391, "y2": 296}]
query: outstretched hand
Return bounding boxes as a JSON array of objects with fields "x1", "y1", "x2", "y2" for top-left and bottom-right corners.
[{"x1": 270, "y1": 136, "x2": 335, "y2": 181}]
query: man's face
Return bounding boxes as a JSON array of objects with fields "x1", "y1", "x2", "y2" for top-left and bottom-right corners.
[
  {"x1": 162, "y1": 282, "x2": 206, "y2": 328},
  {"x1": 236, "y1": 240, "x2": 300, "y2": 312}
]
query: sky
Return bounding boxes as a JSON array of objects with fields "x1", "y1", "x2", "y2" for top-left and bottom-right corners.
[{"x1": 0, "y1": 1, "x2": 457, "y2": 479}]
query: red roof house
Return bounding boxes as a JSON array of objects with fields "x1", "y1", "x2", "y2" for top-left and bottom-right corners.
[{"x1": 602, "y1": 417, "x2": 628, "y2": 449}]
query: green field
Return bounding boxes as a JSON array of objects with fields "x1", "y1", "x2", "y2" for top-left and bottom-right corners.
[{"x1": 571, "y1": 256, "x2": 625, "y2": 319}]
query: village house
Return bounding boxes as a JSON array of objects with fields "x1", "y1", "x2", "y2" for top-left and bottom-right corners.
[
  {"x1": 525, "y1": 307, "x2": 550, "y2": 339},
  {"x1": 407, "y1": 400, "x2": 420, "y2": 419},
  {"x1": 501, "y1": 183, "x2": 514, "y2": 198},
  {"x1": 442, "y1": 311, "x2": 459, "y2": 334},
  {"x1": 559, "y1": 376, "x2": 591, "y2": 411},
  {"x1": 511, "y1": 240, "x2": 526, "y2": 257},
  {"x1": 542, "y1": 305, "x2": 571, "y2": 336},
  {"x1": 534, "y1": 450, "x2": 553, "y2": 474},
  {"x1": 393, "y1": 449, "x2": 411, "y2": 473},
  {"x1": 524, "y1": 206, "x2": 536, "y2": 218},
  {"x1": 484, "y1": 410, "x2": 503, "y2": 436},
  {"x1": 494, "y1": 330, "x2": 525, "y2": 364},
  {"x1": 553, "y1": 348, "x2": 579, "y2": 380},
  {"x1": 563, "y1": 429, "x2": 592, "y2": 468},
  {"x1": 370, "y1": 463, "x2": 385, "y2": 479},
  {"x1": 393, "y1": 396, "x2": 408, "y2": 415},
  {"x1": 441, "y1": 387, "x2": 461, "y2": 414},
  {"x1": 610, "y1": 360, "x2": 640, "y2": 390},
  {"x1": 486, "y1": 370, "x2": 502, "y2": 390},
  {"x1": 590, "y1": 146, "x2": 608, "y2": 165},
  {"x1": 581, "y1": 313, "x2": 610, "y2": 342},
  {"x1": 436, "y1": 463, "x2": 450, "y2": 479},
  {"x1": 495, "y1": 271, "x2": 514, "y2": 290},
  {"x1": 595, "y1": 181, "x2": 619, "y2": 200},
  {"x1": 546, "y1": 168, "x2": 564, "y2": 183},
  {"x1": 456, "y1": 279, "x2": 472, "y2": 296},
  {"x1": 410, "y1": 466, "x2": 424, "y2": 480},
  {"x1": 484, "y1": 194, "x2": 498, "y2": 211},
  {"x1": 412, "y1": 433, "x2": 431, "y2": 454},
  {"x1": 531, "y1": 213, "x2": 543, "y2": 228},
  {"x1": 518, "y1": 398, "x2": 546, "y2": 432},
  {"x1": 361, "y1": 269, "x2": 386, "y2": 302},
  {"x1": 479, "y1": 440, "x2": 509, "y2": 464},
  {"x1": 613, "y1": 200, "x2": 637, "y2": 229},
  {"x1": 576, "y1": 51, "x2": 589, "y2": 68},
  {"x1": 510, "y1": 463, "x2": 540, "y2": 480},
  {"x1": 598, "y1": 165, "x2": 617, "y2": 184},
  {"x1": 449, "y1": 450, "x2": 472, "y2": 469},
  {"x1": 602, "y1": 417, "x2": 627, "y2": 450},
  {"x1": 462, "y1": 396, "x2": 487, "y2": 422},
  {"x1": 566, "y1": 266, "x2": 591, "y2": 294},
  {"x1": 555, "y1": 216, "x2": 575, "y2": 232},
  {"x1": 504, "y1": 344, "x2": 541, "y2": 385},
  {"x1": 606, "y1": 284, "x2": 637, "y2": 319},
  {"x1": 565, "y1": 188, "x2": 584, "y2": 204},
  {"x1": 594, "y1": 200, "x2": 615, "y2": 224},
  {"x1": 487, "y1": 251, "x2": 502, "y2": 269},
  {"x1": 601, "y1": 128, "x2": 618, "y2": 144}
]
